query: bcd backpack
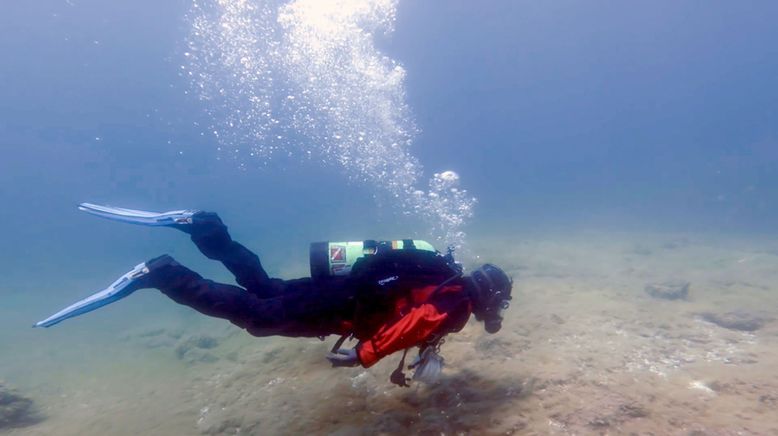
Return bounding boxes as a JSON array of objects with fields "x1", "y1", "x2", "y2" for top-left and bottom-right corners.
[{"x1": 346, "y1": 248, "x2": 462, "y2": 339}]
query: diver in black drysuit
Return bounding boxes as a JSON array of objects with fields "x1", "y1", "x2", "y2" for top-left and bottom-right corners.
[
  {"x1": 36, "y1": 207, "x2": 513, "y2": 371},
  {"x1": 149, "y1": 213, "x2": 356, "y2": 338}
]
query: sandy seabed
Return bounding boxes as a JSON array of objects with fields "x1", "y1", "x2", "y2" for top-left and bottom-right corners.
[{"x1": 2, "y1": 230, "x2": 778, "y2": 435}]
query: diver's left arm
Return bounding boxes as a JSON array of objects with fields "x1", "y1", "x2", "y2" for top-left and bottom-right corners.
[{"x1": 355, "y1": 304, "x2": 449, "y2": 368}]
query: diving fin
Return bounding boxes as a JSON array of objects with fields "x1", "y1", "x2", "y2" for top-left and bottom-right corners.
[
  {"x1": 78, "y1": 203, "x2": 198, "y2": 227},
  {"x1": 34, "y1": 255, "x2": 174, "y2": 328}
]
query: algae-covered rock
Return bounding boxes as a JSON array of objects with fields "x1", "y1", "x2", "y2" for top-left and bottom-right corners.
[
  {"x1": 120, "y1": 327, "x2": 185, "y2": 349},
  {"x1": 698, "y1": 311, "x2": 771, "y2": 332},
  {"x1": 644, "y1": 281, "x2": 689, "y2": 300},
  {"x1": 175, "y1": 334, "x2": 221, "y2": 363},
  {"x1": 0, "y1": 381, "x2": 41, "y2": 429}
]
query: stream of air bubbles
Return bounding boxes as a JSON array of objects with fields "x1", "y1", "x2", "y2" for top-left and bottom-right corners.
[{"x1": 183, "y1": 0, "x2": 475, "y2": 250}]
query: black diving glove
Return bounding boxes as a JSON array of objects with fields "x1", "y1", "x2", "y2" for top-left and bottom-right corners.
[
  {"x1": 326, "y1": 348, "x2": 360, "y2": 368},
  {"x1": 177, "y1": 211, "x2": 225, "y2": 235}
]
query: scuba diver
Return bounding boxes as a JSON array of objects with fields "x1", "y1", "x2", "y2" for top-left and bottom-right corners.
[{"x1": 36, "y1": 204, "x2": 513, "y2": 386}]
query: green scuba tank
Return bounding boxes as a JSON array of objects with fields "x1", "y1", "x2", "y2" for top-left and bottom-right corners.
[{"x1": 310, "y1": 239, "x2": 437, "y2": 279}]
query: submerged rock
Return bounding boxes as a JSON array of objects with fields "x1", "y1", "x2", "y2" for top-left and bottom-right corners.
[
  {"x1": 551, "y1": 394, "x2": 649, "y2": 431},
  {"x1": 644, "y1": 281, "x2": 690, "y2": 300},
  {"x1": 175, "y1": 334, "x2": 221, "y2": 363},
  {"x1": 121, "y1": 327, "x2": 185, "y2": 349},
  {"x1": 0, "y1": 382, "x2": 41, "y2": 429},
  {"x1": 698, "y1": 311, "x2": 770, "y2": 332},
  {"x1": 180, "y1": 348, "x2": 219, "y2": 364}
]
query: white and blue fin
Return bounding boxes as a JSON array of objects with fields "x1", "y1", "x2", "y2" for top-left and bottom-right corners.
[
  {"x1": 34, "y1": 257, "x2": 167, "y2": 328},
  {"x1": 78, "y1": 203, "x2": 198, "y2": 227}
]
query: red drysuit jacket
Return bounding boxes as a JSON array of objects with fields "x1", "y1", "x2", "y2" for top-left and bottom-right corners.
[{"x1": 355, "y1": 283, "x2": 472, "y2": 367}]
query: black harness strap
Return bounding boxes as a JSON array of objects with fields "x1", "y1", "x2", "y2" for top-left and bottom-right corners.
[{"x1": 330, "y1": 333, "x2": 349, "y2": 353}]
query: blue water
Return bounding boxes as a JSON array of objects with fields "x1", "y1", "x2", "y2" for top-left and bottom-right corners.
[{"x1": 2, "y1": 1, "x2": 778, "y2": 434}]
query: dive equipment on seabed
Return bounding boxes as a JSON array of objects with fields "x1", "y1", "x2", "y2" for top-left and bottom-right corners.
[
  {"x1": 78, "y1": 203, "x2": 198, "y2": 227},
  {"x1": 34, "y1": 255, "x2": 175, "y2": 327}
]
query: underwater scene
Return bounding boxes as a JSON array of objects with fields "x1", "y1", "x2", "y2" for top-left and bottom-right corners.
[{"x1": 2, "y1": 1, "x2": 778, "y2": 435}]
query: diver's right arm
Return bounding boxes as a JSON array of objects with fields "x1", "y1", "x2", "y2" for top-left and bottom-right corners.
[{"x1": 355, "y1": 304, "x2": 449, "y2": 368}]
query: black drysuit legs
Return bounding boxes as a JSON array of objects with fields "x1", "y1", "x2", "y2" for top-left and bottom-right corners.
[{"x1": 146, "y1": 214, "x2": 352, "y2": 338}]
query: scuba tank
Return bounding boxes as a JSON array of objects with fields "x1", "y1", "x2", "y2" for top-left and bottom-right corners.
[{"x1": 310, "y1": 239, "x2": 438, "y2": 279}]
